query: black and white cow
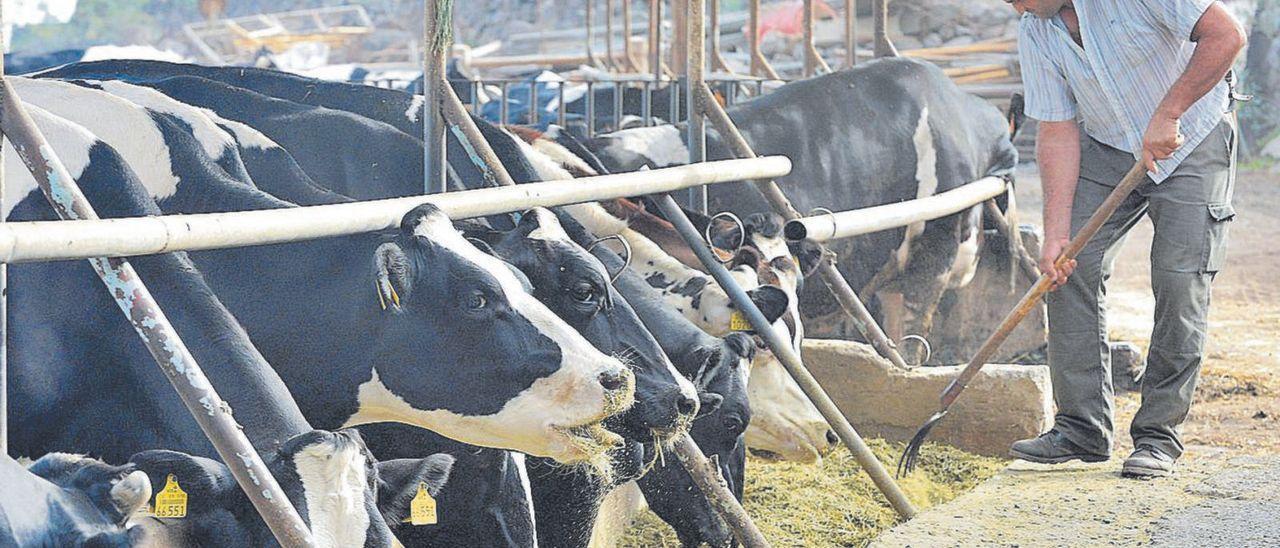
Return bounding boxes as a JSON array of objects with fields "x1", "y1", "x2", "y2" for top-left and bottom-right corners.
[
  {"x1": 4, "y1": 106, "x2": 401, "y2": 546},
  {"x1": 1, "y1": 453, "x2": 149, "y2": 546},
  {"x1": 585, "y1": 58, "x2": 1020, "y2": 363}
]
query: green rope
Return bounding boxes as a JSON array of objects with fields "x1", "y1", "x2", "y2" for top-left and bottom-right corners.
[{"x1": 430, "y1": 0, "x2": 455, "y2": 55}]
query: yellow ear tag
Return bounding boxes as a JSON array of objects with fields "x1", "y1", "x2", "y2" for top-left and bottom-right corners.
[
  {"x1": 153, "y1": 474, "x2": 188, "y2": 519},
  {"x1": 729, "y1": 310, "x2": 753, "y2": 332},
  {"x1": 406, "y1": 482, "x2": 437, "y2": 526}
]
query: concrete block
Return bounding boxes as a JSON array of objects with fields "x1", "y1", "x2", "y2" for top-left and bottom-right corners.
[
  {"x1": 1110, "y1": 341, "x2": 1145, "y2": 393},
  {"x1": 802, "y1": 339, "x2": 1053, "y2": 457}
]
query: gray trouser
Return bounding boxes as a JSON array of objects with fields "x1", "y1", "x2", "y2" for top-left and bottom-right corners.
[{"x1": 1046, "y1": 118, "x2": 1236, "y2": 459}]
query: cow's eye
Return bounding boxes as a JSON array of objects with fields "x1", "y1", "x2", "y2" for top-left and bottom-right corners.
[
  {"x1": 723, "y1": 415, "x2": 745, "y2": 433},
  {"x1": 467, "y1": 291, "x2": 488, "y2": 310},
  {"x1": 571, "y1": 282, "x2": 596, "y2": 304}
]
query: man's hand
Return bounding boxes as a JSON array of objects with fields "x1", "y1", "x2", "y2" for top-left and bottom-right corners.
[
  {"x1": 1039, "y1": 237, "x2": 1076, "y2": 290},
  {"x1": 1141, "y1": 109, "x2": 1184, "y2": 174}
]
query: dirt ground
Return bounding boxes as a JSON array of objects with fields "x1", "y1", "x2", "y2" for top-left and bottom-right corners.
[{"x1": 874, "y1": 165, "x2": 1280, "y2": 547}]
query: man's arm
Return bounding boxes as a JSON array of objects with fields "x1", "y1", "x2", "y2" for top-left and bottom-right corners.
[
  {"x1": 1037, "y1": 121, "x2": 1081, "y2": 289},
  {"x1": 1142, "y1": 3, "x2": 1247, "y2": 172}
]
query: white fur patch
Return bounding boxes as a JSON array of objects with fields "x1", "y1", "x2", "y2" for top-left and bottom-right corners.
[
  {"x1": 601, "y1": 126, "x2": 689, "y2": 167},
  {"x1": 895, "y1": 107, "x2": 939, "y2": 268},
  {"x1": 10, "y1": 77, "x2": 181, "y2": 200},
  {"x1": 213, "y1": 118, "x2": 280, "y2": 151},
  {"x1": 92, "y1": 80, "x2": 237, "y2": 163},
  {"x1": 405, "y1": 95, "x2": 426, "y2": 123},
  {"x1": 3, "y1": 105, "x2": 95, "y2": 219},
  {"x1": 530, "y1": 138, "x2": 598, "y2": 177},
  {"x1": 293, "y1": 441, "x2": 371, "y2": 548}
]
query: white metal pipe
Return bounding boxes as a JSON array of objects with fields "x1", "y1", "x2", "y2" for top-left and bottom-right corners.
[
  {"x1": 0, "y1": 157, "x2": 792, "y2": 263},
  {"x1": 784, "y1": 176, "x2": 1006, "y2": 242}
]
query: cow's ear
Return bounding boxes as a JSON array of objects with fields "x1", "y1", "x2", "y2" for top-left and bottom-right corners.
[
  {"x1": 128, "y1": 450, "x2": 234, "y2": 508},
  {"x1": 108, "y1": 470, "x2": 153, "y2": 523},
  {"x1": 788, "y1": 239, "x2": 824, "y2": 278},
  {"x1": 745, "y1": 285, "x2": 789, "y2": 325},
  {"x1": 1007, "y1": 92, "x2": 1026, "y2": 139},
  {"x1": 374, "y1": 242, "x2": 413, "y2": 311},
  {"x1": 375, "y1": 454, "x2": 456, "y2": 526}
]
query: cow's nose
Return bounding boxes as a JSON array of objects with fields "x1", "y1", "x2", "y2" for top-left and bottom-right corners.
[
  {"x1": 676, "y1": 394, "x2": 699, "y2": 416},
  {"x1": 825, "y1": 429, "x2": 839, "y2": 446},
  {"x1": 598, "y1": 370, "x2": 627, "y2": 392}
]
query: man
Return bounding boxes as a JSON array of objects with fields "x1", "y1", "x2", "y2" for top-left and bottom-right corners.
[{"x1": 1006, "y1": 0, "x2": 1246, "y2": 478}]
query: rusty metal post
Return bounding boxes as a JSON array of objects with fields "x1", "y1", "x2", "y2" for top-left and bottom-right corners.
[
  {"x1": 844, "y1": 0, "x2": 857, "y2": 68},
  {"x1": 873, "y1": 0, "x2": 897, "y2": 57},
  {"x1": 605, "y1": 0, "x2": 617, "y2": 70},
  {"x1": 747, "y1": 0, "x2": 781, "y2": 79},
  {"x1": 423, "y1": 0, "x2": 450, "y2": 193},
  {"x1": 709, "y1": 0, "x2": 733, "y2": 74},
  {"x1": 649, "y1": 0, "x2": 662, "y2": 79},
  {"x1": 622, "y1": 0, "x2": 637, "y2": 71},
  {"x1": 671, "y1": 0, "x2": 688, "y2": 74},
  {"x1": 802, "y1": 0, "x2": 831, "y2": 76},
  {"x1": 0, "y1": 78, "x2": 316, "y2": 548},
  {"x1": 655, "y1": 190, "x2": 917, "y2": 520},
  {"x1": 586, "y1": 0, "x2": 597, "y2": 67},
  {"x1": 686, "y1": 0, "x2": 707, "y2": 213},
  {"x1": 0, "y1": 3, "x2": 7, "y2": 458},
  {"x1": 672, "y1": 433, "x2": 771, "y2": 547},
  {"x1": 440, "y1": 80, "x2": 518, "y2": 189}
]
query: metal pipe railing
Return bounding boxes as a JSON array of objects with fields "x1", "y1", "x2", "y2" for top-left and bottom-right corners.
[
  {"x1": 0, "y1": 157, "x2": 791, "y2": 264},
  {"x1": 694, "y1": 83, "x2": 916, "y2": 518},
  {"x1": 844, "y1": 0, "x2": 856, "y2": 68},
  {"x1": 0, "y1": 76, "x2": 316, "y2": 548},
  {"x1": 709, "y1": 0, "x2": 733, "y2": 74},
  {"x1": 687, "y1": 0, "x2": 708, "y2": 213},
  {"x1": 423, "y1": 0, "x2": 449, "y2": 193},
  {"x1": 672, "y1": 429, "x2": 771, "y2": 547},
  {"x1": 785, "y1": 177, "x2": 1007, "y2": 242},
  {"x1": 802, "y1": 0, "x2": 831, "y2": 77},
  {"x1": 747, "y1": 0, "x2": 781, "y2": 79},
  {"x1": 440, "y1": 80, "x2": 518, "y2": 189},
  {"x1": 873, "y1": 0, "x2": 897, "y2": 57}
]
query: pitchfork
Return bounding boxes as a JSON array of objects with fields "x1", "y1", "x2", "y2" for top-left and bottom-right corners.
[{"x1": 897, "y1": 161, "x2": 1147, "y2": 476}]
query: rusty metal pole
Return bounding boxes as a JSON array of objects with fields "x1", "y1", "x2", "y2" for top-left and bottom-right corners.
[
  {"x1": 0, "y1": 79, "x2": 316, "y2": 548},
  {"x1": 586, "y1": 0, "x2": 597, "y2": 67},
  {"x1": 424, "y1": 0, "x2": 449, "y2": 193},
  {"x1": 440, "y1": 82, "x2": 518, "y2": 189},
  {"x1": 672, "y1": 433, "x2": 771, "y2": 547},
  {"x1": 708, "y1": 0, "x2": 732, "y2": 74},
  {"x1": 747, "y1": 0, "x2": 780, "y2": 79},
  {"x1": 696, "y1": 79, "x2": 913, "y2": 369},
  {"x1": 655, "y1": 190, "x2": 917, "y2": 520},
  {"x1": 0, "y1": 3, "x2": 7, "y2": 458},
  {"x1": 622, "y1": 0, "x2": 637, "y2": 71},
  {"x1": 844, "y1": 0, "x2": 857, "y2": 68},
  {"x1": 873, "y1": 0, "x2": 897, "y2": 57},
  {"x1": 686, "y1": 0, "x2": 707, "y2": 213},
  {"x1": 649, "y1": 0, "x2": 662, "y2": 78},
  {"x1": 605, "y1": 0, "x2": 617, "y2": 70},
  {"x1": 671, "y1": 0, "x2": 687, "y2": 74}
]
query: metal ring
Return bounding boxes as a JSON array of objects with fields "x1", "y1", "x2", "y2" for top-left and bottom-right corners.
[
  {"x1": 588, "y1": 234, "x2": 631, "y2": 283},
  {"x1": 900, "y1": 335, "x2": 933, "y2": 367},
  {"x1": 807, "y1": 207, "x2": 837, "y2": 241},
  {"x1": 705, "y1": 211, "x2": 745, "y2": 264}
]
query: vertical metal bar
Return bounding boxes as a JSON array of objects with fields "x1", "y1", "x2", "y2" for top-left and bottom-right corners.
[
  {"x1": 586, "y1": 81, "x2": 596, "y2": 137},
  {"x1": 529, "y1": 82, "x2": 539, "y2": 126},
  {"x1": 708, "y1": 0, "x2": 731, "y2": 74},
  {"x1": 500, "y1": 82, "x2": 510, "y2": 126},
  {"x1": 470, "y1": 81, "x2": 480, "y2": 115},
  {"x1": 655, "y1": 188, "x2": 918, "y2": 520},
  {"x1": 873, "y1": 0, "x2": 897, "y2": 57},
  {"x1": 671, "y1": 0, "x2": 687, "y2": 74},
  {"x1": 641, "y1": 79, "x2": 652, "y2": 125},
  {"x1": 622, "y1": 0, "x2": 635, "y2": 71},
  {"x1": 0, "y1": 80, "x2": 317, "y2": 548},
  {"x1": 423, "y1": 0, "x2": 450, "y2": 194},
  {"x1": 649, "y1": 0, "x2": 662, "y2": 80},
  {"x1": 803, "y1": 0, "x2": 816, "y2": 77},
  {"x1": 605, "y1": 0, "x2": 616, "y2": 70},
  {"x1": 756, "y1": 79, "x2": 764, "y2": 96},
  {"x1": 686, "y1": 0, "x2": 707, "y2": 212},
  {"x1": 586, "y1": 0, "x2": 596, "y2": 67},
  {"x1": 558, "y1": 82, "x2": 568, "y2": 127},
  {"x1": 747, "y1": 0, "x2": 780, "y2": 79},
  {"x1": 0, "y1": 1, "x2": 7, "y2": 458},
  {"x1": 669, "y1": 78, "x2": 678, "y2": 123},
  {"x1": 844, "y1": 0, "x2": 857, "y2": 68},
  {"x1": 613, "y1": 82, "x2": 623, "y2": 131}
]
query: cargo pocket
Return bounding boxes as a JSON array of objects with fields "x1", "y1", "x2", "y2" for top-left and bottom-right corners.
[{"x1": 1204, "y1": 203, "x2": 1236, "y2": 272}]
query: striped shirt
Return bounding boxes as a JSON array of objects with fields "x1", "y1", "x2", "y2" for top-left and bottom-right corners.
[{"x1": 1018, "y1": 0, "x2": 1229, "y2": 182}]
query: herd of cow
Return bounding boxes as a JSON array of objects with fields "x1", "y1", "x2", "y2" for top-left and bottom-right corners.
[{"x1": 0, "y1": 55, "x2": 1019, "y2": 547}]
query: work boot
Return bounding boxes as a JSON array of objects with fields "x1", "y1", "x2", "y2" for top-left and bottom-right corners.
[
  {"x1": 1121, "y1": 445, "x2": 1175, "y2": 479},
  {"x1": 1009, "y1": 430, "x2": 1110, "y2": 464}
]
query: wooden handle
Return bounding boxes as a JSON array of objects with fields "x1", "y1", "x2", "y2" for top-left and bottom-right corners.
[{"x1": 941, "y1": 162, "x2": 1147, "y2": 407}]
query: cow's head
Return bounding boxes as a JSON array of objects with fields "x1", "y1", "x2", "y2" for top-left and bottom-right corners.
[
  {"x1": 22, "y1": 453, "x2": 152, "y2": 546},
  {"x1": 638, "y1": 332, "x2": 755, "y2": 548},
  {"x1": 467, "y1": 208, "x2": 700, "y2": 452},
  {"x1": 354, "y1": 204, "x2": 635, "y2": 468}
]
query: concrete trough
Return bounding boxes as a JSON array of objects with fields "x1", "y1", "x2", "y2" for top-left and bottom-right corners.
[{"x1": 801, "y1": 339, "x2": 1053, "y2": 457}]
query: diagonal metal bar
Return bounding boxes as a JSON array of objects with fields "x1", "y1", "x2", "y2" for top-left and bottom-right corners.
[
  {"x1": 672, "y1": 433, "x2": 770, "y2": 547},
  {"x1": 654, "y1": 192, "x2": 917, "y2": 519},
  {"x1": 0, "y1": 78, "x2": 315, "y2": 547}
]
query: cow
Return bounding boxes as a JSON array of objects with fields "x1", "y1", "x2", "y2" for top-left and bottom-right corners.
[
  {"x1": 1, "y1": 453, "x2": 149, "y2": 546},
  {"x1": 3, "y1": 106, "x2": 405, "y2": 546}
]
